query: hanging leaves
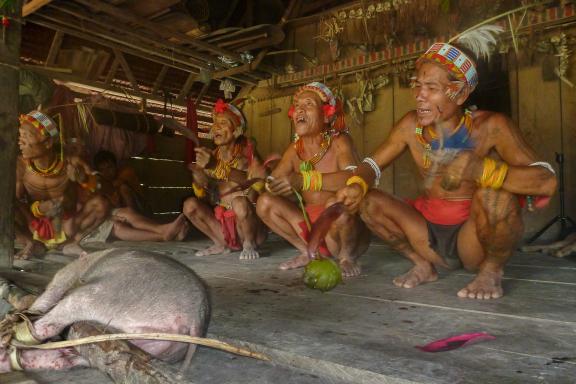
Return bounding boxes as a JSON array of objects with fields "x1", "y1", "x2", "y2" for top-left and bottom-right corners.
[{"x1": 0, "y1": 0, "x2": 17, "y2": 11}]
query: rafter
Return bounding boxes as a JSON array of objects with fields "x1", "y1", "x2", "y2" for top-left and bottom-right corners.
[
  {"x1": 44, "y1": 30, "x2": 63, "y2": 66},
  {"x1": 113, "y1": 49, "x2": 140, "y2": 94},
  {"x1": 23, "y1": 0, "x2": 53, "y2": 17},
  {"x1": 72, "y1": 0, "x2": 242, "y2": 64}
]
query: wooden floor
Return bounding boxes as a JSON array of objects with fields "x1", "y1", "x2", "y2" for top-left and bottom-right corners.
[{"x1": 2, "y1": 236, "x2": 576, "y2": 384}]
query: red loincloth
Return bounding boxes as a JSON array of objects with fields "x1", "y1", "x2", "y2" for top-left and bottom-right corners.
[
  {"x1": 214, "y1": 206, "x2": 241, "y2": 250},
  {"x1": 30, "y1": 217, "x2": 67, "y2": 247},
  {"x1": 407, "y1": 196, "x2": 472, "y2": 226},
  {"x1": 298, "y1": 204, "x2": 331, "y2": 257}
]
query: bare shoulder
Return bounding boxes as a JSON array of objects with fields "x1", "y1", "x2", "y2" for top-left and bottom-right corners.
[
  {"x1": 332, "y1": 132, "x2": 355, "y2": 151},
  {"x1": 473, "y1": 110, "x2": 514, "y2": 135},
  {"x1": 474, "y1": 110, "x2": 538, "y2": 163}
]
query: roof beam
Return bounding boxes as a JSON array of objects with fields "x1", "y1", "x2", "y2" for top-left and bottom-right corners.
[
  {"x1": 151, "y1": 65, "x2": 168, "y2": 96},
  {"x1": 72, "y1": 0, "x2": 242, "y2": 63},
  {"x1": 48, "y1": 3, "x2": 212, "y2": 70},
  {"x1": 29, "y1": 16, "x2": 200, "y2": 74},
  {"x1": 176, "y1": 72, "x2": 198, "y2": 104},
  {"x1": 44, "y1": 30, "x2": 63, "y2": 66},
  {"x1": 23, "y1": 0, "x2": 53, "y2": 17},
  {"x1": 113, "y1": 48, "x2": 140, "y2": 94}
]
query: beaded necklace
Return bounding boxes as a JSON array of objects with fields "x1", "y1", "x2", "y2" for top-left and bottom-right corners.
[
  {"x1": 415, "y1": 109, "x2": 473, "y2": 168},
  {"x1": 207, "y1": 143, "x2": 243, "y2": 180},
  {"x1": 294, "y1": 131, "x2": 332, "y2": 172},
  {"x1": 27, "y1": 156, "x2": 64, "y2": 177}
]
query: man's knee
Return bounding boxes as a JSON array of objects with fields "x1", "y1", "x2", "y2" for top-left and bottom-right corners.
[
  {"x1": 359, "y1": 190, "x2": 392, "y2": 225},
  {"x1": 473, "y1": 188, "x2": 522, "y2": 224},
  {"x1": 255, "y1": 192, "x2": 275, "y2": 218},
  {"x1": 231, "y1": 196, "x2": 252, "y2": 220},
  {"x1": 182, "y1": 197, "x2": 202, "y2": 216}
]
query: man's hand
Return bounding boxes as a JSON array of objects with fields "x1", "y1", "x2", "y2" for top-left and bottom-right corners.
[
  {"x1": 266, "y1": 176, "x2": 294, "y2": 197},
  {"x1": 66, "y1": 163, "x2": 85, "y2": 183},
  {"x1": 194, "y1": 147, "x2": 213, "y2": 169},
  {"x1": 335, "y1": 184, "x2": 364, "y2": 213},
  {"x1": 188, "y1": 163, "x2": 209, "y2": 187}
]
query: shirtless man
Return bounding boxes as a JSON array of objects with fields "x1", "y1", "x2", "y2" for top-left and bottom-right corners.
[
  {"x1": 182, "y1": 99, "x2": 266, "y2": 260},
  {"x1": 256, "y1": 82, "x2": 369, "y2": 278},
  {"x1": 93, "y1": 150, "x2": 148, "y2": 214},
  {"x1": 15, "y1": 110, "x2": 110, "y2": 257},
  {"x1": 336, "y1": 39, "x2": 557, "y2": 299}
]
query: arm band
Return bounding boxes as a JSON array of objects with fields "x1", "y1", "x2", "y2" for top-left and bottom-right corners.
[
  {"x1": 529, "y1": 161, "x2": 555, "y2": 175},
  {"x1": 362, "y1": 157, "x2": 381, "y2": 186},
  {"x1": 346, "y1": 176, "x2": 369, "y2": 197}
]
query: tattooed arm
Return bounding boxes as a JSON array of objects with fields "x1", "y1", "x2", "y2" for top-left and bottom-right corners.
[{"x1": 485, "y1": 112, "x2": 557, "y2": 196}]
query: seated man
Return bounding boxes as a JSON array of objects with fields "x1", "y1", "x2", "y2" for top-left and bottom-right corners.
[
  {"x1": 16, "y1": 110, "x2": 110, "y2": 256},
  {"x1": 337, "y1": 36, "x2": 557, "y2": 299},
  {"x1": 15, "y1": 111, "x2": 189, "y2": 259},
  {"x1": 182, "y1": 99, "x2": 267, "y2": 260},
  {"x1": 93, "y1": 149, "x2": 149, "y2": 214},
  {"x1": 256, "y1": 82, "x2": 369, "y2": 278}
]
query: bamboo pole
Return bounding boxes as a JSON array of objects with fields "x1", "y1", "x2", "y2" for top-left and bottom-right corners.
[{"x1": 0, "y1": 0, "x2": 24, "y2": 268}]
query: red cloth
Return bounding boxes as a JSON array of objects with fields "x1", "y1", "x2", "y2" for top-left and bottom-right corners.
[
  {"x1": 185, "y1": 98, "x2": 198, "y2": 165},
  {"x1": 518, "y1": 195, "x2": 552, "y2": 209},
  {"x1": 214, "y1": 206, "x2": 241, "y2": 250},
  {"x1": 30, "y1": 217, "x2": 57, "y2": 240},
  {"x1": 298, "y1": 204, "x2": 331, "y2": 257},
  {"x1": 407, "y1": 196, "x2": 472, "y2": 226}
]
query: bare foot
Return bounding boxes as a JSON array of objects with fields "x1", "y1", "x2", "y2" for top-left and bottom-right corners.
[
  {"x1": 62, "y1": 243, "x2": 87, "y2": 257},
  {"x1": 175, "y1": 221, "x2": 190, "y2": 242},
  {"x1": 162, "y1": 214, "x2": 187, "y2": 241},
  {"x1": 240, "y1": 245, "x2": 260, "y2": 260},
  {"x1": 457, "y1": 270, "x2": 503, "y2": 300},
  {"x1": 15, "y1": 241, "x2": 45, "y2": 260},
  {"x1": 393, "y1": 263, "x2": 438, "y2": 288},
  {"x1": 279, "y1": 253, "x2": 310, "y2": 270},
  {"x1": 195, "y1": 244, "x2": 230, "y2": 257},
  {"x1": 339, "y1": 259, "x2": 361, "y2": 278}
]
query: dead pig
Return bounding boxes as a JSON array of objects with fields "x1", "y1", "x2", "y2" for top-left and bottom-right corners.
[{"x1": 0, "y1": 248, "x2": 210, "y2": 372}]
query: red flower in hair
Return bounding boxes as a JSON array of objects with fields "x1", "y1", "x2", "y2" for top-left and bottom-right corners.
[
  {"x1": 287, "y1": 105, "x2": 295, "y2": 118},
  {"x1": 323, "y1": 104, "x2": 336, "y2": 118},
  {"x1": 214, "y1": 99, "x2": 228, "y2": 114}
]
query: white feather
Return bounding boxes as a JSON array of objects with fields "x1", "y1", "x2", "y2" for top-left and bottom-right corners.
[{"x1": 454, "y1": 24, "x2": 504, "y2": 60}]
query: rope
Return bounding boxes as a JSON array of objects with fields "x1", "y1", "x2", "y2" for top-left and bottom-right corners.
[{"x1": 10, "y1": 332, "x2": 270, "y2": 362}]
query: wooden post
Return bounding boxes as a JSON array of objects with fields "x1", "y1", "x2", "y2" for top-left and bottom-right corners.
[{"x1": 0, "y1": 0, "x2": 23, "y2": 268}]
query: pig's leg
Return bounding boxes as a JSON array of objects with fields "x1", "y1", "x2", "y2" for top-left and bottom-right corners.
[
  {"x1": 30, "y1": 288, "x2": 96, "y2": 341},
  {"x1": 0, "y1": 347, "x2": 88, "y2": 373},
  {"x1": 29, "y1": 249, "x2": 118, "y2": 314}
]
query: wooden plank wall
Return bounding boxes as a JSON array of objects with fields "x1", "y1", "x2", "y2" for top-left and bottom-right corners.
[{"x1": 126, "y1": 135, "x2": 192, "y2": 220}]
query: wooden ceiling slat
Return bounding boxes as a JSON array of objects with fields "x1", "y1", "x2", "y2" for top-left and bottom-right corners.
[
  {"x1": 30, "y1": 14, "x2": 201, "y2": 75},
  {"x1": 23, "y1": 0, "x2": 53, "y2": 17},
  {"x1": 49, "y1": 3, "x2": 209, "y2": 70},
  {"x1": 44, "y1": 30, "x2": 63, "y2": 66},
  {"x1": 72, "y1": 0, "x2": 242, "y2": 65}
]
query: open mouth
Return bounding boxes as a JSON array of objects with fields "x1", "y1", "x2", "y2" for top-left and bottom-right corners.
[
  {"x1": 295, "y1": 115, "x2": 306, "y2": 124},
  {"x1": 417, "y1": 108, "x2": 432, "y2": 114}
]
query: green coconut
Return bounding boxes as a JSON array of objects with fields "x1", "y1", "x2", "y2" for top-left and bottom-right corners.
[{"x1": 303, "y1": 258, "x2": 342, "y2": 292}]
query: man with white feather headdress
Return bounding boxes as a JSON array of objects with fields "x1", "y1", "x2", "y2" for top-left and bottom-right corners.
[{"x1": 334, "y1": 26, "x2": 557, "y2": 299}]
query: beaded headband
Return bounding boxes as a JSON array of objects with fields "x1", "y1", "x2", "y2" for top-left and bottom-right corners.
[
  {"x1": 289, "y1": 82, "x2": 338, "y2": 120},
  {"x1": 417, "y1": 43, "x2": 478, "y2": 91},
  {"x1": 19, "y1": 111, "x2": 59, "y2": 139},
  {"x1": 213, "y1": 99, "x2": 246, "y2": 137}
]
